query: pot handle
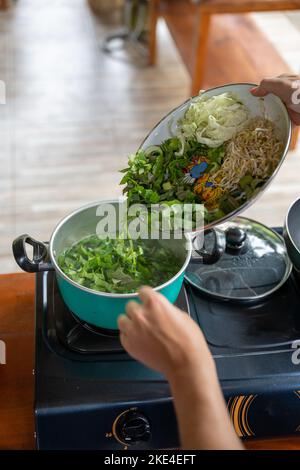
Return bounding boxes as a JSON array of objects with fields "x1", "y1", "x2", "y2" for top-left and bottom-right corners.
[
  {"x1": 12, "y1": 234, "x2": 54, "y2": 272},
  {"x1": 192, "y1": 228, "x2": 226, "y2": 265}
]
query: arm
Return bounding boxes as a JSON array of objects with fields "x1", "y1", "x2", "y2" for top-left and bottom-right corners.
[
  {"x1": 118, "y1": 286, "x2": 243, "y2": 450},
  {"x1": 251, "y1": 74, "x2": 300, "y2": 125},
  {"x1": 169, "y1": 364, "x2": 243, "y2": 450}
]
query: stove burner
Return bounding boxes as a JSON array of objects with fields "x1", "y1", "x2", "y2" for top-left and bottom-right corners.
[
  {"x1": 51, "y1": 281, "x2": 124, "y2": 355},
  {"x1": 49, "y1": 274, "x2": 190, "y2": 356},
  {"x1": 187, "y1": 270, "x2": 300, "y2": 350},
  {"x1": 68, "y1": 310, "x2": 120, "y2": 338}
]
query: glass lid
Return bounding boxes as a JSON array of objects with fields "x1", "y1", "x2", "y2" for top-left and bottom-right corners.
[{"x1": 185, "y1": 217, "x2": 292, "y2": 301}]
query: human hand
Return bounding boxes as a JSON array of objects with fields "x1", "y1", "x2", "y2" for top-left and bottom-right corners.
[
  {"x1": 118, "y1": 286, "x2": 215, "y2": 382},
  {"x1": 251, "y1": 74, "x2": 300, "y2": 125},
  {"x1": 118, "y1": 287, "x2": 243, "y2": 450}
]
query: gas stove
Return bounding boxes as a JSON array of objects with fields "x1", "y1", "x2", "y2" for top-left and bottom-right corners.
[{"x1": 35, "y1": 230, "x2": 300, "y2": 450}]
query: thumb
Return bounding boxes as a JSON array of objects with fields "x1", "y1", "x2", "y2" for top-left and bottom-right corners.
[
  {"x1": 250, "y1": 86, "x2": 268, "y2": 97},
  {"x1": 250, "y1": 78, "x2": 293, "y2": 106}
]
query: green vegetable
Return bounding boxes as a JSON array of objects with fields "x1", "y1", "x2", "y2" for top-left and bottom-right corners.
[
  {"x1": 58, "y1": 235, "x2": 182, "y2": 294},
  {"x1": 219, "y1": 194, "x2": 240, "y2": 214},
  {"x1": 120, "y1": 137, "x2": 227, "y2": 225},
  {"x1": 162, "y1": 181, "x2": 172, "y2": 191},
  {"x1": 239, "y1": 174, "x2": 253, "y2": 189},
  {"x1": 121, "y1": 138, "x2": 195, "y2": 205}
]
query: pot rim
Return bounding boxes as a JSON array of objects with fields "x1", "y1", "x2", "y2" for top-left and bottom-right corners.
[
  {"x1": 49, "y1": 198, "x2": 192, "y2": 298},
  {"x1": 284, "y1": 197, "x2": 300, "y2": 256},
  {"x1": 139, "y1": 82, "x2": 292, "y2": 233}
]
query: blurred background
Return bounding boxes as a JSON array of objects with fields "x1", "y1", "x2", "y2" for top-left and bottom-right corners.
[{"x1": 0, "y1": 0, "x2": 300, "y2": 273}]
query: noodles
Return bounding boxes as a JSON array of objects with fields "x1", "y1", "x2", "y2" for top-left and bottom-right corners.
[{"x1": 211, "y1": 117, "x2": 283, "y2": 192}]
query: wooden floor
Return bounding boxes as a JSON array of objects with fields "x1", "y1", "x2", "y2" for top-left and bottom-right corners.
[{"x1": 0, "y1": 0, "x2": 300, "y2": 273}]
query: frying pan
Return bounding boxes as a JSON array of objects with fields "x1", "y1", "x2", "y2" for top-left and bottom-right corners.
[{"x1": 284, "y1": 197, "x2": 300, "y2": 271}]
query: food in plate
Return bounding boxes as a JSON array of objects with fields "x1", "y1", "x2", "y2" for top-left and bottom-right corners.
[
  {"x1": 176, "y1": 91, "x2": 249, "y2": 149},
  {"x1": 58, "y1": 234, "x2": 182, "y2": 293},
  {"x1": 120, "y1": 92, "x2": 284, "y2": 224}
]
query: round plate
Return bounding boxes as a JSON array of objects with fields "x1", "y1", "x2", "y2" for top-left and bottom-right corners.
[{"x1": 139, "y1": 83, "x2": 292, "y2": 231}]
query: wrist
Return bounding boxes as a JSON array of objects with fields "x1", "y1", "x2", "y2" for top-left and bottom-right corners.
[{"x1": 166, "y1": 354, "x2": 218, "y2": 393}]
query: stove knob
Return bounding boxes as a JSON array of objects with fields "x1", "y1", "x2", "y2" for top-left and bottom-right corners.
[{"x1": 115, "y1": 410, "x2": 151, "y2": 445}]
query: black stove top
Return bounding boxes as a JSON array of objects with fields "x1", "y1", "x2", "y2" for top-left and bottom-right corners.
[
  {"x1": 35, "y1": 231, "x2": 300, "y2": 450},
  {"x1": 49, "y1": 272, "x2": 190, "y2": 357}
]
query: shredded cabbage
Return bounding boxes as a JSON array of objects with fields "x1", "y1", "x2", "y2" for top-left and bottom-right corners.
[{"x1": 177, "y1": 92, "x2": 249, "y2": 151}]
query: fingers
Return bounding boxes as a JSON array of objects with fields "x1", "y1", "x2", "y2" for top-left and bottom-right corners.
[
  {"x1": 118, "y1": 303, "x2": 147, "y2": 356},
  {"x1": 250, "y1": 85, "x2": 268, "y2": 97},
  {"x1": 138, "y1": 286, "x2": 154, "y2": 305},
  {"x1": 250, "y1": 78, "x2": 288, "y2": 101},
  {"x1": 251, "y1": 77, "x2": 300, "y2": 109},
  {"x1": 119, "y1": 330, "x2": 128, "y2": 346},
  {"x1": 126, "y1": 300, "x2": 144, "y2": 320},
  {"x1": 118, "y1": 313, "x2": 131, "y2": 334},
  {"x1": 139, "y1": 285, "x2": 169, "y2": 310},
  {"x1": 138, "y1": 286, "x2": 169, "y2": 314},
  {"x1": 118, "y1": 297, "x2": 149, "y2": 337},
  {"x1": 139, "y1": 286, "x2": 183, "y2": 319}
]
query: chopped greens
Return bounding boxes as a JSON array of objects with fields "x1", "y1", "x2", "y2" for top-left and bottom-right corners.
[
  {"x1": 58, "y1": 235, "x2": 182, "y2": 293},
  {"x1": 121, "y1": 138, "x2": 224, "y2": 205},
  {"x1": 121, "y1": 137, "x2": 226, "y2": 223}
]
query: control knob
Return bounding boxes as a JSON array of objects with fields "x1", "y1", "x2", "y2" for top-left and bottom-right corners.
[{"x1": 115, "y1": 410, "x2": 151, "y2": 445}]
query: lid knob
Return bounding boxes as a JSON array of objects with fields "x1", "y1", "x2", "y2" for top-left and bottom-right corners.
[{"x1": 225, "y1": 227, "x2": 247, "y2": 254}]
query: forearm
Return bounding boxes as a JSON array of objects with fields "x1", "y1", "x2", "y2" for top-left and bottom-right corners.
[{"x1": 168, "y1": 363, "x2": 244, "y2": 450}]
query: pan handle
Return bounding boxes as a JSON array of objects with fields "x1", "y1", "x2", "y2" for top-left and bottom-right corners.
[
  {"x1": 192, "y1": 228, "x2": 226, "y2": 265},
  {"x1": 12, "y1": 234, "x2": 54, "y2": 272}
]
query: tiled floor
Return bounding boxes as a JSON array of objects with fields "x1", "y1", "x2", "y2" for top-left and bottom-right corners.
[{"x1": 0, "y1": 0, "x2": 300, "y2": 273}]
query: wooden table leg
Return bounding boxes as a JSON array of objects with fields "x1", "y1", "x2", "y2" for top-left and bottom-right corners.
[
  {"x1": 191, "y1": 9, "x2": 211, "y2": 95},
  {"x1": 149, "y1": 0, "x2": 159, "y2": 66}
]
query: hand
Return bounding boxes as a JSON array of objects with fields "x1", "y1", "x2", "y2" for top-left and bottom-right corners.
[
  {"x1": 251, "y1": 74, "x2": 300, "y2": 125},
  {"x1": 119, "y1": 287, "x2": 243, "y2": 450},
  {"x1": 118, "y1": 286, "x2": 215, "y2": 381}
]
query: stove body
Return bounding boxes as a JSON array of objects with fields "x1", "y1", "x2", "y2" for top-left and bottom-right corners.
[{"x1": 35, "y1": 235, "x2": 300, "y2": 449}]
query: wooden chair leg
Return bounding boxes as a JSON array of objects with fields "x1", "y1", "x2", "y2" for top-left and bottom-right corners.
[
  {"x1": 191, "y1": 9, "x2": 211, "y2": 95},
  {"x1": 0, "y1": 0, "x2": 9, "y2": 9},
  {"x1": 148, "y1": 0, "x2": 159, "y2": 66},
  {"x1": 290, "y1": 126, "x2": 299, "y2": 151}
]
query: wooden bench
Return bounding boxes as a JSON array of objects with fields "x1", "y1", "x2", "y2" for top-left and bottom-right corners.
[{"x1": 149, "y1": 0, "x2": 300, "y2": 148}]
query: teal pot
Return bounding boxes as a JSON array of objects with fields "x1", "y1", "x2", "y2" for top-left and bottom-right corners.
[{"x1": 12, "y1": 200, "x2": 192, "y2": 330}]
